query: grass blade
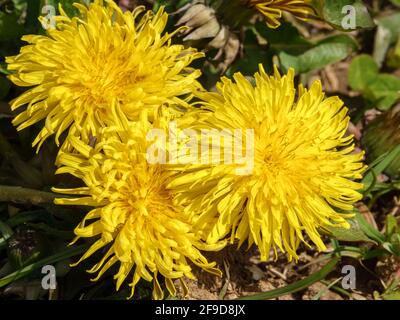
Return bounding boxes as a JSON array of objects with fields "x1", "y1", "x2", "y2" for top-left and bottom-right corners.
[
  {"x1": 311, "y1": 277, "x2": 342, "y2": 300},
  {"x1": 362, "y1": 144, "x2": 400, "y2": 192},
  {"x1": 0, "y1": 220, "x2": 13, "y2": 250},
  {"x1": 238, "y1": 257, "x2": 339, "y2": 300},
  {"x1": 354, "y1": 209, "x2": 386, "y2": 244},
  {"x1": 0, "y1": 243, "x2": 89, "y2": 288}
]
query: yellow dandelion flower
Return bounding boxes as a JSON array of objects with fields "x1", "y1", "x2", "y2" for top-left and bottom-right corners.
[
  {"x1": 7, "y1": 0, "x2": 203, "y2": 150},
  {"x1": 53, "y1": 104, "x2": 222, "y2": 299},
  {"x1": 244, "y1": 0, "x2": 315, "y2": 28},
  {"x1": 168, "y1": 65, "x2": 366, "y2": 261}
]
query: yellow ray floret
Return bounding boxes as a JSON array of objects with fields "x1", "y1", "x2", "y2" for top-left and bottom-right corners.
[
  {"x1": 167, "y1": 65, "x2": 366, "y2": 262},
  {"x1": 7, "y1": 0, "x2": 203, "y2": 150},
  {"x1": 53, "y1": 105, "x2": 222, "y2": 299},
  {"x1": 245, "y1": 0, "x2": 315, "y2": 28}
]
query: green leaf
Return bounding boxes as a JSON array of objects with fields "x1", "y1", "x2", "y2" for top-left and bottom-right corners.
[
  {"x1": 387, "y1": 37, "x2": 400, "y2": 69},
  {"x1": 363, "y1": 74, "x2": 400, "y2": 110},
  {"x1": 12, "y1": 0, "x2": 28, "y2": 12},
  {"x1": 255, "y1": 22, "x2": 311, "y2": 55},
  {"x1": 348, "y1": 55, "x2": 379, "y2": 91},
  {"x1": 382, "y1": 292, "x2": 400, "y2": 300},
  {"x1": 6, "y1": 210, "x2": 54, "y2": 228},
  {"x1": 373, "y1": 27, "x2": 392, "y2": 68},
  {"x1": 280, "y1": 39, "x2": 355, "y2": 74},
  {"x1": 0, "y1": 62, "x2": 10, "y2": 75},
  {"x1": 25, "y1": 0, "x2": 41, "y2": 33},
  {"x1": 258, "y1": 22, "x2": 357, "y2": 75},
  {"x1": 0, "y1": 220, "x2": 13, "y2": 250},
  {"x1": 0, "y1": 12, "x2": 24, "y2": 41},
  {"x1": 386, "y1": 215, "x2": 398, "y2": 237},
  {"x1": 26, "y1": 222, "x2": 73, "y2": 239},
  {"x1": 227, "y1": 29, "x2": 274, "y2": 76},
  {"x1": 373, "y1": 13, "x2": 400, "y2": 67},
  {"x1": 392, "y1": 234, "x2": 400, "y2": 252},
  {"x1": 376, "y1": 13, "x2": 400, "y2": 43},
  {"x1": 382, "y1": 241, "x2": 400, "y2": 256},
  {"x1": 43, "y1": 0, "x2": 84, "y2": 17},
  {"x1": 0, "y1": 134, "x2": 44, "y2": 189},
  {"x1": 318, "y1": 34, "x2": 359, "y2": 50},
  {"x1": 354, "y1": 210, "x2": 386, "y2": 245},
  {"x1": 362, "y1": 144, "x2": 400, "y2": 191},
  {"x1": 0, "y1": 75, "x2": 11, "y2": 100},
  {"x1": 0, "y1": 243, "x2": 89, "y2": 288},
  {"x1": 154, "y1": 0, "x2": 191, "y2": 12},
  {"x1": 30, "y1": 0, "x2": 86, "y2": 34},
  {"x1": 328, "y1": 217, "x2": 376, "y2": 244},
  {"x1": 390, "y1": 0, "x2": 400, "y2": 6},
  {"x1": 0, "y1": 220, "x2": 13, "y2": 239},
  {"x1": 311, "y1": 0, "x2": 374, "y2": 31},
  {"x1": 238, "y1": 257, "x2": 339, "y2": 300},
  {"x1": 348, "y1": 55, "x2": 400, "y2": 110}
]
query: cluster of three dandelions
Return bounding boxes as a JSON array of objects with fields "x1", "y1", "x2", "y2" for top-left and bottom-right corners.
[{"x1": 36, "y1": 2, "x2": 360, "y2": 293}]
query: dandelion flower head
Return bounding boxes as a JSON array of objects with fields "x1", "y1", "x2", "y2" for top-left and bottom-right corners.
[
  {"x1": 7, "y1": 0, "x2": 203, "y2": 150},
  {"x1": 53, "y1": 106, "x2": 222, "y2": 299},
  {"x1": 168, "y1": 65, "x2": 366, "y2": 261}
]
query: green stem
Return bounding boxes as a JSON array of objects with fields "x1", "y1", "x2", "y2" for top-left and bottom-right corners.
[{"x1": 0, "y1": 185, "x2": 56, "y2": 205}]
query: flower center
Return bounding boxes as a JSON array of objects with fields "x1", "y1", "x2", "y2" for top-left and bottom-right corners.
[
  {"x1": 121, "y1": 166, "x2": 173, "y2": 218},
  {"x1": 84, "y1": 55, "x2": 131, "y2": 102}
]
